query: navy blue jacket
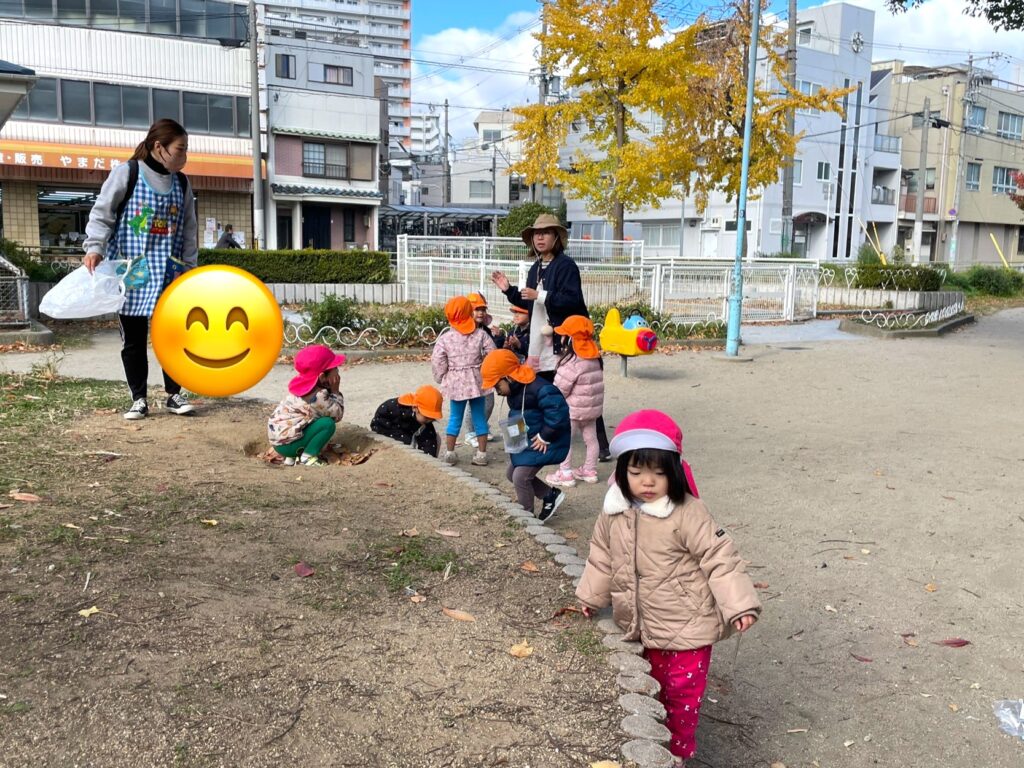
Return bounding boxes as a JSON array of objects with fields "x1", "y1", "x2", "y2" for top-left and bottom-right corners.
[
  {"x1": 504, "y1": 378, "x2": 570, "y2": 468},
  {"x1": 503, "y1": 252, "x2": 588, "y2": 353}
]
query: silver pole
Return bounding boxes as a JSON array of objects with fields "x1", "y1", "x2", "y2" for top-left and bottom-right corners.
[{"x1": 248, "y1": 0, "x2": 265, "y2": 249}]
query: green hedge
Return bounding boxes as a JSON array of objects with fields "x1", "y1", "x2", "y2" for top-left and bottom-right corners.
[
  {"x1": 197, "y1": 249, "x2": 393, "y2": 284},
  {"x1": 822, "y1": 264, "x2": 943, "y2": 291}
]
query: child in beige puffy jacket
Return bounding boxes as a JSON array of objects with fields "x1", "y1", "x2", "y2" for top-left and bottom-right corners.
[{"x1": 576, "y1": 409, "x2": 761, "y2": 766}]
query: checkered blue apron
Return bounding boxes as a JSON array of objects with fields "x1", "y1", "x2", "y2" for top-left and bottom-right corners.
[{"x1": 108, "y1": 172, "x2": 187, "y2": 317}]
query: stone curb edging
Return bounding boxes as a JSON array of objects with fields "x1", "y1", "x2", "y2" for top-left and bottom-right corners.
[
  {"x1": 362, "y1": 429, "x2": 677, "y2": 768},
  {"x1": 837, "y1": 313, "x2": 975, "y2": 339}
]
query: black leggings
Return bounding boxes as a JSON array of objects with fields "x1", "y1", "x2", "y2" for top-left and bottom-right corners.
[{"x1": 118, "y1": 314, "x2": 181, "y2": 401}]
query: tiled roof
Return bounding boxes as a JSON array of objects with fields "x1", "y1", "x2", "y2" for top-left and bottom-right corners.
[
  {"x1": 271, "y1": 184, "x2": 383, "y2": 199},
  {"x1": 273, "y1": 127, "x2": 379, "y2": 143}
]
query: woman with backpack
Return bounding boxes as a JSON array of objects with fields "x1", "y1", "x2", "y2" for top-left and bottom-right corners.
[{"x1": 82, "y1": 119, "x2": 198, "y2": 421}]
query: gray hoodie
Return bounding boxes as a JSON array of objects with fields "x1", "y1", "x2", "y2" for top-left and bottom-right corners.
[{"x1": 83, "y1": 161, "x2": 198, "y2": 265}]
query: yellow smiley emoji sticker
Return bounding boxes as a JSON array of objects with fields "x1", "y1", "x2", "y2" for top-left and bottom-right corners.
[{"x1": 151, "y1": 266, "x2": 283, "y2": 397}]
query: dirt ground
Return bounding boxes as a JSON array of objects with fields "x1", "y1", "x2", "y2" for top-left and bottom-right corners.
[{"x1": 2, "y1": 308, "x2": 1024, "y2": 767}]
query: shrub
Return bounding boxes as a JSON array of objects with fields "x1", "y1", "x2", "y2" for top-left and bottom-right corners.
[
  {"x1": 1, "y1": 239, "x2": 54, "y2": 281},
  {"x1": 965, "y1": 265, "x2": 1024, "y2": 296},
  {"x1": 302, "y1": 298, "x2": 448, "y2": 344},
  {"x1": 888, "y1": 245, "x2": 907, "y2": 265},
  {"x1": 856, "y1": 241, "x2": 882, "y2": 265},
  {"x1": 497, "y1": 202, "x2": 555, "y2": 239},
  {"x1": 198, "y1": 249, "x2": 393, "y2": 284},
  {"x1": 306, "y1": 295, "x2": 363, "y2": 332},
  {"x1": 852, "y1": 265, "x2": 943, "y2": 291}
]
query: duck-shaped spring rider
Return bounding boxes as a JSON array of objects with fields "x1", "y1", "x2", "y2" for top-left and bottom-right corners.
[{"x1": 599, "y1": 308, "x2": 658, "y2": 377}]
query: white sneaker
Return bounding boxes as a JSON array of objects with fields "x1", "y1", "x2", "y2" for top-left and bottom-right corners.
[
  {"x1": 443, "y1": 451, "x2": 459, "y2": 465},
  {"x1": 471, "y1": 451, "x2": 488, "y2": 466},
  {"x1": 166, "y1": 393, "x2": 195, "y2": 415},
  {"x1": 123, "y1": 398, "x2": 148, "y2": 420}
]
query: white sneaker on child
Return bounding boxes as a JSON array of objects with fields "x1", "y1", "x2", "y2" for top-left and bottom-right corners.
[{"x1": 443, "y1": 450, "x2": 459, "y2": 465}]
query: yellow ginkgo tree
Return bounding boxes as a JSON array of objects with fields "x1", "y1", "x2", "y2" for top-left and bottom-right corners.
[{"x1": 511, "y1": 0, "x2": 852, "y2": 242}]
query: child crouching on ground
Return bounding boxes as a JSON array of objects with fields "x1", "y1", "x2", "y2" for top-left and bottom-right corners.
[
  {"x1": 267, "y1": 345, "x2": 346, "y2": 466},
  {"x1": 431, "y1": 295, "x2": 496, "y2": 466},
  {"x1": 576, "y1": 410, "x2": 761, "y2": 765},
  {"x1": 547, "y1": 315, "x2": 604, "y2": 487},
  {"x1": 481, "y1": 349, "x2": 570, "y2": 521},
  {"x1": 370, "y1": 384, "x2": 443, "y2": 457}
]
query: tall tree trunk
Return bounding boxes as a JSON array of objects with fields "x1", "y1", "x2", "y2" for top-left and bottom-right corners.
[{"x1": 613, "y1": 90, "x2": 626, "y2": 242}]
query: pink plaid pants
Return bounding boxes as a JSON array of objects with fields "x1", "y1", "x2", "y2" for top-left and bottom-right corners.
[{"x1": 644, "y1": 645, "x2": 713, "y2": 760}]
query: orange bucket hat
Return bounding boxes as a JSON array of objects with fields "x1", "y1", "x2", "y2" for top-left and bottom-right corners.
[
  {"x1": 553, "y1": 315, "x2": 600, "y2": 359},
  {"x1": 466, "y1": 292, "x2": 488, "y2": 310},
  {"x1": 398, "y1": 384, "x2": 443, "y2": 420},
  {"x1": 509, "y1": 305, "x2": 529, "y2": 316},
  {"x1": 481, "y1": 349, "x2": 537, "y2": 390},
  {"x1": 445, "y1": 296, "x2": 476, "y2": 335}
]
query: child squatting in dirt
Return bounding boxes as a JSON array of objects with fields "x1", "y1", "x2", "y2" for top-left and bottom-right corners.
[
  {"x1": 267, "y1": 344, "x2": 346, "y2": 466},
  {"x1": 576, "y1": 410, "x2": 762, "y2": 765}
]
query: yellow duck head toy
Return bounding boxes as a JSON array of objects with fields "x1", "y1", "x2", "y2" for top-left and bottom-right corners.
[{"x1": 598, "y1": 308, "x2": 658, "y2": 357}]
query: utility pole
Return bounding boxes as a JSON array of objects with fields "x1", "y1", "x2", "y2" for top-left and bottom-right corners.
[
  {"x1": 247, "y1": 0, "x2": 264, "y2": 250},
  {"x1": 491, "y1": 145, "x2": 498, "y2": 236},
  {"x1": 780, "y1": 0, "x2": 797, "y2": 255},
  {"x1": 443, "y1": 98, "x2": 450, "y2": 205},
  {"x1": 725, "y1": 0, "x2": 762, "y2": 357},
  {"x1": 911, "y1": 96, "x2": 930, "y2": 265},
  {"x1": 948, "y1": 55, "x2": 973, "y2": 270},
  {"x1": 532, "y1": 0, "x2": 549, "y2": 204}
]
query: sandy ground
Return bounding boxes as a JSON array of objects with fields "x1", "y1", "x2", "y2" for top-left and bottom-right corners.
[{"x1": 2, "y1": 310, "x2": 1024, "y2": 766}]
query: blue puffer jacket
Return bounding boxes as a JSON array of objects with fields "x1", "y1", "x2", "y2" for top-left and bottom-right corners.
[{"x1": 504, "y1": 378, "x2": 570, "y2": 467}]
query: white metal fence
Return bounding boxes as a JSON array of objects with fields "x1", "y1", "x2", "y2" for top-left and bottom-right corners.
[{"x1": 396, "y1": 235, "x2": 645, "y2": 270}]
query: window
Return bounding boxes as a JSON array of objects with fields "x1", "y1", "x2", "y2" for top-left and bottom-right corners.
[
  {"x1": 208, "y1": 94, "x2": 234, "y2": 135},
  {"x1": 641, "y1": 222, "x2": 680, "y2": 248},
  {"x1": 1018, "y1": 227, "x2": 1024, "y2": 255},
  {"x1": 325, "y1": 65, "x2": 353, "y2": 86},
  {"x1": 906, "y1": 168, "x2": 935, "y2": 193},
  {"x1": 153, "y1": 88, "x2": 180, "y2": 122},
  {"x1": 992, "y1": 166, "x2": 1019, "y2": 195},
  {"x1": 303, "y1": 142, "x2": 326, "y2": 176},
  {"x1": 183, "y1": 91, "x2": 209, "y2": 133},
  {"x1": 797, "y1": 24, "x2": 812, "y2": 45},
  {"x1": 482, "y1": 129, "x2": 502, "y2": 143},
  {"x1": 469, "y1": 180, "x2": 492, "y2": 199},
  {"x1": 968, "y1": 104, "x2": 986, "y2": 132},
  {"x1": 24, "y1": 0, "x2": 53, "y2": 18},
  {"x1": 324, "y1": 144, "x2": 348, "y2": 178},
  {"x1": 348, "y1": 144, "x2": 374, "y2": 180},
  {"x1": 180, "y1": 0, "x2": 207, "y2": 36},
  {"x1": 149, "y1": 0, "x2": 177, "y2": 34},
  {"x1": 19, "y1": 77, "x2": 58, "y2": 120},
  {"x1": 816, "y1": 161, "x2": 831, "y2": 181},
  {"x1": 996, "y1": 111, "x2": 1023, "y2": 140},
  {"x1": 725, "y1": 220, "x2": 752, "y2": 232},
  {"x1": 792, "y1": 158, "x2": 803, "y2": 185},
  {"x1": 965, "y1": 162, "x2": 981, "y2": 191},
  {"x1": 911, "y1": 109, "x2": 940, "y2": 128},
  {"x1": 343, "y1": 210, "x2": 355, "y2": 242},
  {"x1": 119, "y1": 0, "x2": 145, "y2": 29},
  {"x1": 236, "y1": 96, "x2": 250, "y2": 137},
  {"x1": 89, "y1": 0, "x2": 118, "y2": 28},
  {"x1": 275, "y1": 54, "x2": 295, "y2": 79},
  {"x1": 60, "y1": 79, "x2": 91, "y2": 124},
  {"x1": 797, "y1": 81, "x2": 820, "y2": 115},
  {"x1": 122, "y1": 85, "x2": 151, "y2": 128},
  {"x1": 206, "y1": 0, "x2": 233, "y2": 39},
  {"x1": 56, "y1": 0, "x2": 86, "y2": 25},
  {"x1": 94, "y1": 83, "x2": 123, "y2": 126}
]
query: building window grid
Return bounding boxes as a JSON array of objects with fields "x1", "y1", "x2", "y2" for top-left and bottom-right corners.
[
  {"x1": 965, "y1": 162, "x2": 981, "y2": 191},
  {"x1": 967, "y1": 104, "x2": 987, "y2": 132},
  {"x1": 816, "y1": 161, "x2": 831, "y2": 181},
  {"x1": 641, "y1": 222, "x2": 680, "y2": 248},
  {"x1": 992, "y1": 166, "x2": 1019, "y2": 195},
  {"x1": 11, "y1": 76, "x2": 249, "y2": 137},
  {"x1": 797, "y1": 80, "x2": 821, "y2": 115},
  {"x1": 469, "y1": 180, "x2": 492, "y2": 199},
  {"x1": 275, "y1": 53, "x2": 296, "y2": 79},
  {"x1": 0, "y1": 0, "x2": 250, "y2": 40},
  {"x1": 996, "y1": 111, "x2": 1023, "y2": 140}
]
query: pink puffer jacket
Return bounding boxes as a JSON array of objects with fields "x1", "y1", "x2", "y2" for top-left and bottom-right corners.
[{"x1": 554, "y1": 355, "x2": 604, "y2": 422}]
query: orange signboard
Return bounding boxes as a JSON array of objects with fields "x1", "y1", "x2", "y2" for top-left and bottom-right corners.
[{"x1": 0, "y1": 140, "x2": 254, "y2": 179}]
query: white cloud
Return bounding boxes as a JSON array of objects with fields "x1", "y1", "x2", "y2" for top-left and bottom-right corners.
[
  {"x1": 840, "y1": 0, "x2": 1024, "y2": 79},
  {"x1": 411, "y1": 11, "x2": 542, "y2": 145}
]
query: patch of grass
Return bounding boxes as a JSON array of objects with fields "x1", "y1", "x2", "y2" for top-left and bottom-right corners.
[
  {"x1": 0, "y1": 701, "x2": 32, "y2": 715},
  {"x1": 8, "y1": 594, "x2": 36, "y2": 604},
  {"x1": 0, "y1": 372, "x2": 125, "y2": 432},
  {"x1": 45, "y1": 525, "x2": 80, "y2": 547},
  {"x1": 375, "y1": 536, "x2": 460, "y2": 593},
  {"x1": 554, "y1": 624, "x2": 605, "y2": 656}
]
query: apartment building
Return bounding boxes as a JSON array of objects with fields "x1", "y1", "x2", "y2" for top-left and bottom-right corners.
[
  {"x1": 409, "y1": 111, "x2": 441, "y2": 161},
  {"x1": 564, "y1": 2, "x2": 900, "y2": 262},
  {"x1": 0, "y1": 1, "x2": 254, "y2": 251},
  {"x1": 879, "y1": 60, "x2": 1024, "y2": 266},
  {"x1": 262, "y1": 11, "x2": 382, "y2": 249}
]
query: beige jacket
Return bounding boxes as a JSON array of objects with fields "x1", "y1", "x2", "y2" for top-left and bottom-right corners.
[{"x1": 576, "y1": 485, "x2": 761, "y2": 650}]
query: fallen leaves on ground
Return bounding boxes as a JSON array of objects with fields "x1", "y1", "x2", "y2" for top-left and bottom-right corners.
[
  {"x1": 200, "y1": 519, "x2": 218, "y2": 526},
  {"x1": 293, "y1": 562, "x2": 315, "y2": 578},
  {"x1": 442, "y1": 607, "x2": 475, "y2": 622},
  {"x1": 520, "y1": 561, "x2": 540, "y2": 573},
  {"x1": 824, "y1": 605, "x2": 838, "y2": 613},
  {"x1": 401, "y1": 527, "x2": 419, "y2": 538},
  {"x1": 508, "y1": 640, "x2": 534, "y2": 659},
  {"x1": 589, "y1": 761, "x2": 621, "y2": 768},
  {"x1": 550, "y1": 605, "x2": 584, "y2": 620},
  {"x1": 753, "y1": 581, "x2": 770, "y2": 589},
  {"x1": 8, "y1": 491, "x2": 41, "y2": 502},
  {"x1": 410, "y1": 595, "x2": 427, "y2": 604},
  {"x1": 901, "y1": 633, "x2": 919, "y2": 648},
  {"x1": 327, "y1": 444, "x2": 376, "y2": 465},
  {"x1": 78, "y1": 606, "x2": 100, "y2": 618},
  {"x1": 563, "y1": 529, "x2": 579, "y2": 541},
  {"x1": 435, "y1": 528, "x2": 461, "y2": 538},
  {"x1": 933, "y1": 638, "x2": 971, "y2": 648},
  {"x1": 850, "y1": 652, "x2": 873, "y2": 663},
  {"x1": 924, "y1": 583, "x2": 938, "y2": 592},
  {"x1": 62, "y1": 523, "x2": 82, "y2": 530}
]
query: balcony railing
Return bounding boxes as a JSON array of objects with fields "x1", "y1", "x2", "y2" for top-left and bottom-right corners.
[
  {"x1": 303, "y1": 161, "x2": 348, "y2": 180},
  {"x1": 899, "y1": 194, "x2": 938, "y2": 214},
  {"x1": 874, "y1": 134, "x2": 900, "y2": 153},
  {"x1": 871, "y1": 186, "x2": 896, "y2": 205}
]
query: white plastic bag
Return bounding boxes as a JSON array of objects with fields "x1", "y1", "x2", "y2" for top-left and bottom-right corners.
[
  {"x1": 39, "y1": 260, "x2": 127, "y2": 319},
  {"x1": 994, "y1": 699, "x2": 1024, "y2": 740}
]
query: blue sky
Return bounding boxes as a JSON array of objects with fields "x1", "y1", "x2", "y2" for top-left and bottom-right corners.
[{"x1": 413, "y1": 1, "x2": 536, "y2": 39}]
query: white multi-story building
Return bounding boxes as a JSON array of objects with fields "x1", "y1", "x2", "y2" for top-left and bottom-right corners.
[
  {"x1": 566, "y1": 2, "x2": 899, "y2": 262},
  {"x1": 409, "y1": 111, "x2": 442, "y2": 161},
  {"x1": 262, "y1": 12, "x2": 382, "y2": 249},
  {"x1": 0, "y1": 1, "x2": 254, "y2": 251}
]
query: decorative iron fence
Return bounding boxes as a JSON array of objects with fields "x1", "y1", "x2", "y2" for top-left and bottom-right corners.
[{"x1": 0, "y1": 255, "x2": 30, "y2": 328}]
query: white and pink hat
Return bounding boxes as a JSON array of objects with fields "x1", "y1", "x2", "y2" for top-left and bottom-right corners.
[{"x1": 608, "y1": 409, "x2": 699, "y2": 497}]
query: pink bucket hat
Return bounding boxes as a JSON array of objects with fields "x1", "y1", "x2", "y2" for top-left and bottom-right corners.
[
  {"x1": 608, "y1": 409, "x2": 699, "y2": 497},
  {"x1": 288, "y1": 344, "x2": 346, "y2": 397}
]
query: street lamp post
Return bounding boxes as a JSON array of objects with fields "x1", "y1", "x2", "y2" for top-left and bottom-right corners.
[
  {"x1": 725, "y1": 2, "x2": 762, "y2": 357},
  {"x1": 247, "y1": 0, "x2": 264, "y2": 250}
]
